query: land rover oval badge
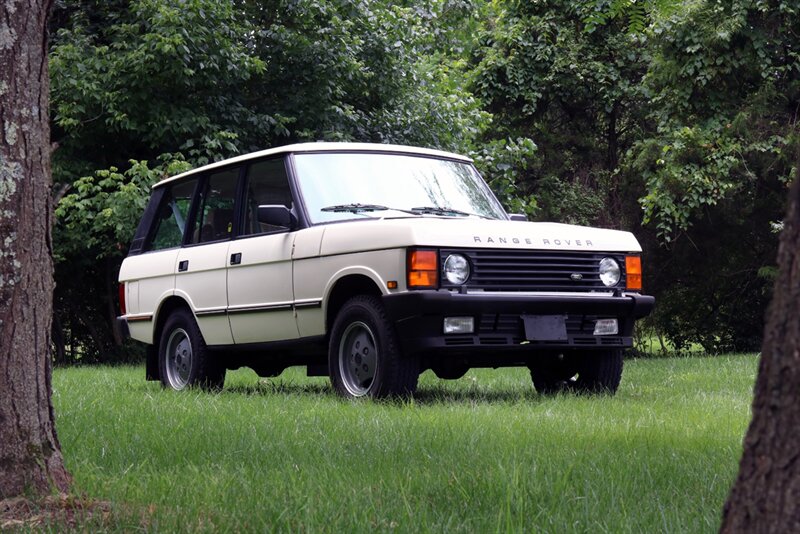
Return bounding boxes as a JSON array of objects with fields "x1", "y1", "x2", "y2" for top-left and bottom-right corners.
[{"x1": 570, "y1": 273, "x2": 583, "y2": 281}]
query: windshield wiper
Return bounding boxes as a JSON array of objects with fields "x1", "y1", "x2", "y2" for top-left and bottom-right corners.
[
  {"x1": 321, "y1": 203, "x2": 426, "y2": 216},
  {"x1": 411, "y1": 206, "x2": 490, "y2": 219},
  {"x1": 321, "y1": 203, "x2": 392, "y2": 213},
  {"x1": 321, "y1": 203, "x2": 489, "y2": 218}
]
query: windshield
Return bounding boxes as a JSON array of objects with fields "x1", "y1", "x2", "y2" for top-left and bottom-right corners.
[{"x1": 293, "y1": 152, "x2": 508, "y2": 224}]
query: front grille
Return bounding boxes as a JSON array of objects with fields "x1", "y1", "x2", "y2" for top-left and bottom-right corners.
[{"x1": 440, "y1": 249, "x2": 627, "y2": 292}]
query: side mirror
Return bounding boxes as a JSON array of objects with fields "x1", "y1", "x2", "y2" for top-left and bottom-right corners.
[
  {"x1": 508, "y1": 213, "x2": 527, "y2": 222},
  {"x1": 257, "y1": 205, "x2": 297, "y2": 229}
]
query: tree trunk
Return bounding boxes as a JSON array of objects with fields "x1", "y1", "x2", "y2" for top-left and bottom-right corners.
[
  {"x1": 0, "y1": 0, "x2": 71, "y2": 498},
  {"x1": 720, "y1": 159, "x2": 800, "y2": 531}
]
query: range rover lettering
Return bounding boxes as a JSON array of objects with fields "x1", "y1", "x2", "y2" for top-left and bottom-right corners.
[{"x1": 118, "y1": 143, "x2": 655, "y2": 398}]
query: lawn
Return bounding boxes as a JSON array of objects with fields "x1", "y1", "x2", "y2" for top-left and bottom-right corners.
[{"x1": 53, "y1": 355, "x2": 758, "y2": 533}]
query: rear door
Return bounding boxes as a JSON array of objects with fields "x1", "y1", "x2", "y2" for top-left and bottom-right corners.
[
  {"x1": 226, "y1": 157, "x2": 300, "y2": 343},
  {"x1": 174, "y1": 167, "x2": 241, "y2": 345}
]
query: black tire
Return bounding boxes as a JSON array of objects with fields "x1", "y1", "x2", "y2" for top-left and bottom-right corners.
[
  {"x1": 530, "y1": 350, "x2": 623, "y2": 395},
  {"x1": 158, "y1": 308, "x2": 225, "y2": 391},
  {"x1": 573, "y1": 349, "x2": 623, "y2": 394},
  {"x1": 529, "y1": 354, "x2": 579, "y2": 395},
  {"x1": 328, "y1": 295, "x2": 418, "y2": 399}
]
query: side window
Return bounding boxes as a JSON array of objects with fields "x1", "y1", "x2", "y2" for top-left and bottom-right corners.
[
  {"x1": 148, "y1": 179, "x2": 197, "y2": 251},
  {"x1": 242, "y1": 158, "x2": 293, "y2": 236},
  {"x1": 190, "y1": 168, "x2": 241, "y2": 244}
]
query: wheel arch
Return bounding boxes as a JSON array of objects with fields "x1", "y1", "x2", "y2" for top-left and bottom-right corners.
[
  {"x1": 146, "y1": 296, "x2": 194, "y2": 381},
  {"x1": 153, "y1": 296, "x2": 194, "y2": 349},
  {"x1": 325, "y1": 274, "x2": 383, "y2": 335}
]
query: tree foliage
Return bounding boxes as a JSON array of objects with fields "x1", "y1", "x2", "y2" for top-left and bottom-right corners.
[
  {"x1": 471, "y1": 0, "x2": 650, "y2": 227},
  {"x1": 55, "y1": 158, "x2": 191, "y2": 260},
  {"x1": 49, "y1": 0, "x2": 489, "y2": 361},
  {"x1": 50, "y1": 0, "x2": 265, "y2": 179},
  {"x1": 630, "y1": 0, "x2": 799, "y2": 351},
  {"x1": 636, "y1": 0, "x2": 797, "y2": 240},
  {"x1": 47, "y1": 0, "x2": 800, "y2": 359}
]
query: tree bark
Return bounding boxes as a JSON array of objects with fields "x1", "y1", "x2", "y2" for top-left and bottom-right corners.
[
  {"x1": 0, "y1": 0, "x2": 71, "y2": 498},
  {"x1": 720, "y1": 158, "x2": 800, "y2": 531}
]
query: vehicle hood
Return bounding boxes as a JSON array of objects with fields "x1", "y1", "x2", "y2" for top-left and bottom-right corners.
[{"x1": 317, "y1": 217, "x2": 642, "y2": 256}]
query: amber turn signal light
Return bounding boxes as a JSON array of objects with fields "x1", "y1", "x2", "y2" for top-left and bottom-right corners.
[
  {"x1": 408, "y1": 249, "x2": 438, "y2": 288},
  {"x1": 625, "y1": 255, "x2": 642, "y2": 291}
]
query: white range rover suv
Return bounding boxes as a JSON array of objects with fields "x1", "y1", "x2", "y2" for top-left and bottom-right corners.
[{"x1": 118, "y1": 142, "x2": 654, "y2": 398}]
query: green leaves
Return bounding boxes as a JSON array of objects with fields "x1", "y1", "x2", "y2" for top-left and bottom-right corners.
[
  {"x1": 50, "y1": 0, "x2": 269, "y2": 177},
  {"x1": 583, "y1": 0, "x2": 648, "y2": 34},
  {"x1": 471, "y1": 0, "x2": 650, "y2": 226},
  {"x1": 637, "y1": 124, "x2": 742, "y2": 241},
  {"x1": 471, "y1": 137, "x2": 539, "y2": 218},
  {"x1": 634, "y1": 0, "x2": 798, "y2": 240},
  {"x1": 54, "y1": 156, "x2": 190, "y2": 262},
  {"x1": 50, "y1": 0, "x2": 491, "y2": 174}
]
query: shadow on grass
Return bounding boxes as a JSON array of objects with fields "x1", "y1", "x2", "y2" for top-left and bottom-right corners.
[
  {"x1": 411, "y1": 385, "x2": 541, "y2": 406},
  {"x1": 221, "y1": 378, "x2": 543, "y2": 406},
  {"x1": 223, "y1": 380, "x2": 333, "y2": 398},
  {"x1": 130, "y1": 374, "x2": 576, "y2": 406}
]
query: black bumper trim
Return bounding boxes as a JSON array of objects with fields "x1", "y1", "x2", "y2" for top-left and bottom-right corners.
[
  {"x1": 383, "y1": 291, "x2": 654, "y2": 320},
  {"x1": 382, "y1": 291, "x2": 654, "y2": 354}
]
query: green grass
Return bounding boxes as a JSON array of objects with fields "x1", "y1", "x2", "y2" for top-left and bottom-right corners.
[{"x1": 52, "y1": 355, "x2": 758, "y2": 533}]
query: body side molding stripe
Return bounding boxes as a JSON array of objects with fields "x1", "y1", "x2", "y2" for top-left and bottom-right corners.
[
  {"x1": 293, "y1": 300, "x2": 323, "y2": 309},
  {"x1": 195, "y1": 309, "x2": 229, "y2": 317},
  {"x1": 226, "y1": 304, "x2": 293, "y2": 315},
  {"x1": 194, "y1": 300, "x2": 323, "y2": 317}
]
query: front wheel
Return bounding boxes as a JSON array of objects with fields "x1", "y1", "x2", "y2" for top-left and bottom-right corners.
[
  {"x1": 573, "y1": 349, "x2": 623, "y2": 394},
  {"x1": 328, "y1": 295, "x2": 418, "y2": 399},
  {"x1": 158, "y1": 308, "x2": 225, "y2": 391}
]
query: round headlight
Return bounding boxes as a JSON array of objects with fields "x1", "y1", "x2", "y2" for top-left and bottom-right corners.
[
  {"x1": 599, "y1": 257, "x2": 621, "y2": 287},
  {"x1": 443, "y1": 254, "x2": 471, "y2": 285}
]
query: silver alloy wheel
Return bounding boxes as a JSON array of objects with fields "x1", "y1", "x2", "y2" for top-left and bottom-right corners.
[
  {"x1": 338, "y1": 321, "x2": 378, "y2": 397},
  {"x1": 165, "y1": 328, "x2": 192, "y2": 390}
]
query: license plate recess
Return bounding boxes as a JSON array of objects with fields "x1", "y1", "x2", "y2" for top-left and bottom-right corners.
[{"x1": 522, "y1": 315, "x2": 568, "y2": 341}]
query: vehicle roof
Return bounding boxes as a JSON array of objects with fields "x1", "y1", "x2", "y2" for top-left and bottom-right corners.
[{"x1": 153, "y1": 142, "x2": 473, "y2": 189}]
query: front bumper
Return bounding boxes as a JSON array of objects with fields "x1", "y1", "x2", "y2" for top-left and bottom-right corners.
[{"x1": 382, "y1": 290, "x2": 655, "y2": 355}]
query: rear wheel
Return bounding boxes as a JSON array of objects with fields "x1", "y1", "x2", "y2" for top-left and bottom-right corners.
[
  {"x1": 529, "y1": 354, "x2": 578, "y2": 395},
  {"x1": 158, "y1": 308, "x2": 225, "y2": 391},
  {"x1": 530, "y1": 350, "x2": 623, "y2": 395},
  {"x1": 329, "y1": 295, "x2": 418, "y2": 399}
]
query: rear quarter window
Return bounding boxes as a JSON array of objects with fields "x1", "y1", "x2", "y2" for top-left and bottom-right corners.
[{"x1": 148, "y1": 179, "x2": 197, "y2": 251}]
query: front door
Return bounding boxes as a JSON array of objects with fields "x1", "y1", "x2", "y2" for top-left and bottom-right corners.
[{"x1": 227, "y1": 158, "x2": 300, "y2": 344}]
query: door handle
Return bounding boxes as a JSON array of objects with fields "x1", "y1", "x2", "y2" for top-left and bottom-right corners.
[
  {"x1": 178, "y1": 260, "x2": 189, "y2": 272},
  {"x1": 230, "y1": 253, "x2": 242, "y2": 265}
]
